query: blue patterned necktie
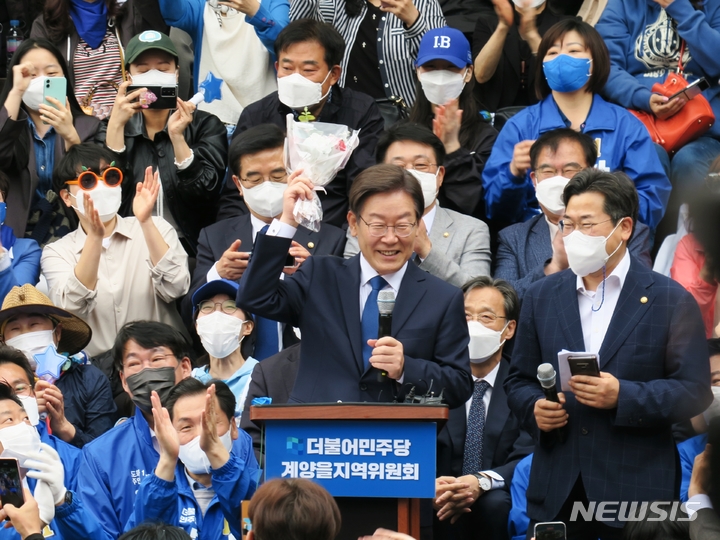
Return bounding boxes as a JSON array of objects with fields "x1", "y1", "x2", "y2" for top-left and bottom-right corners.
[
  {"x1": 361, "y1": 275, "x2": 388, "y2": 369},
  {"x1": 462, "y1": 380, "x2": 490, "y2": 476},
  {"x1": 253, "y1": 224, "x2": 280, "y2": 360}
]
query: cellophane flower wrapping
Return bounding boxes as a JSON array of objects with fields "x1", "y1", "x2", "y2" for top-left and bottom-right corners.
[{"x1": 286, "y1": 114, "x2": 360, "y2": 231}]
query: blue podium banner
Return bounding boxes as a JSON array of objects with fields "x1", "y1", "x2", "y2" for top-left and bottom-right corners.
[{"x1": 264, "y1": 420, "x2": 437, "y2": 498}]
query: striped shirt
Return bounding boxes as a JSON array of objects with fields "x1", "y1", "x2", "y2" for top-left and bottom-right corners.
[
  {"x1": 290, "y1": 0, "x2": 446, "y2": 106},
  {"x1": 73, "y1": 29, "x2": 124, "y2": 120}
]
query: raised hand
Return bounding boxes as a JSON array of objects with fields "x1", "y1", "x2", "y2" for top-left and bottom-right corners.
[
  {"x1": 133, "y1": 166, "x2": 160, "y2": 224},
  {"x1": 10, "y1": 62, "x2": 36, "y2": 96},
  {"x1": 108, "y1": 81, "x2": 145, "y2": 128},
  {"x1": 217, "y1": 239, "x2": 250, "y2": 280},
  {"x1": 200, "y1": 385, "x2": 231, "y2": 470},
  {"x1": 433, "y1": 99, "x2": 463, "y2": 154},
  {"x1": 78, "y1": 192, "x2": 106, "y2": 236},
  {"x1": 509, "y1": 140, "x2": 535, "y2": 177},
  {"x1": 280, "y1": 170, "x2": 314, "y2": 228},
  {"x1": 34, "y1": 381, "x2": 75, "y2": 442},
  {"x1": 168, "y1": 99, "x2": 196, "y2": 141},
  {"x1": 378, "y1": 0, "x2": 420, "y2": 27},
  {"x1": 38, "y1": 98, "x2": 80, "y2": 147}
]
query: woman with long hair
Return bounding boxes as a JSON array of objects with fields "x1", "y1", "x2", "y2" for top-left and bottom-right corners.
[
  {"x1": 29, "y1": 0, "x2": 171, "y2": 119},
  {"x1": 482, "y1": 19, "x2": 671, "y2": 231},
  {"x1": 408, "y1": 27, "x2": 497, "y2": 219},
  {"x1": 0, "y1": 38, "x2": 104, "y2": 242}
]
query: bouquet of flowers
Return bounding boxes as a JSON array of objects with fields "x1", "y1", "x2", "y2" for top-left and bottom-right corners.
[{"x1": 286, "y1": 114, "x2": 360, "y2": 231}]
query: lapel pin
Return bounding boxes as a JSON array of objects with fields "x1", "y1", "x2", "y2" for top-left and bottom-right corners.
[
  {"x1": 443, "y1": 232, "x2": 449, "y2": 238},
  {"x1": 308, "y1": 242, "x2": 315, "y2": 249},
  {"x1": 640, "y1": 296, "x2": 648, "y2": 304}
]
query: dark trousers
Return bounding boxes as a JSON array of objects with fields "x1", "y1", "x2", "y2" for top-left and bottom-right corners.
[
  {"x1": 526, "y1": 477, "x2": 624, "y2": 540},
  {"x1": 435, "y1": 489, "x2": 512, "y2": 540}
]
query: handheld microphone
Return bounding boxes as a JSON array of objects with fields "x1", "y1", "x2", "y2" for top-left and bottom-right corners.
[
  {"x1": 537, "y1": 363, "x2": 567, "y2": 443},
  {"x1": 376, "y1": 290, "x2": 395, "y2": 381}
]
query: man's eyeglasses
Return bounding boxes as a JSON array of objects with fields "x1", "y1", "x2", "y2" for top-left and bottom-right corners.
[
  {"x1": 66, "y1": 167, "x2": 123, "y2": 191},
  {"x1": 535, "y1": 165, "x2": 583, "y2": 180},
  {"x1": 389, "y1": 159, "x2": 437, "y2": 173},
  {"x1": 240, "y1": 171, "x2": 288, "y2": 188},
  {"x1": 198, "y1": 300, "x2": 240, "y2": 315},
  {"x1": 466, "y1": 312, "x2": 507, "y2": 324},
  {"x1": 359, "y1": 216, "x2": 417, "y2": 238},
  {"x1": 558, "y1": 218, "x2": 613, "y2": 236}
]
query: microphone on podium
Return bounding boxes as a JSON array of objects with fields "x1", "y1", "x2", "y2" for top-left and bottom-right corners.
[
  {"x1": 537, "y1": 363, "x2": 567, "y2": 443},
  {"x1": 376, "y1": 290, "x2": 395, "y2": 381}
]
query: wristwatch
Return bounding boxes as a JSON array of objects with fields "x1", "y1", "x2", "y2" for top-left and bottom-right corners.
[{"x1": 473, "y1": 472, "x2": 492, "y2": 492}]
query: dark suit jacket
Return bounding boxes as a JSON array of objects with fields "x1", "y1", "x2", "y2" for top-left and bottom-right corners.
[
  {"x1": 690, "y1": 508, "x2": 720, "y2": 540},
  {"x1": 437, "y1": 357, "x2": 534, "y2": 485},
  {"x1": 236, "y1": 233, "x2": 473, "y2": 407},
  {"x1": 182, "y1": 213, "x2": 347, "y2": 329},
  {"x1": 495, "y1": 213, "x2": 653, "y2": 298},
  {"x1": 240, "y1": 343, "x2": 301, "y2": 464},
  {"x1": 504, "y1": 257, "x2": 712, "y2": 525}
]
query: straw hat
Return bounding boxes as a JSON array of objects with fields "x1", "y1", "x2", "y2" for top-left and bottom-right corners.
[{"x1": 0, "y1": 285, "x2": 92, "y2": 355}]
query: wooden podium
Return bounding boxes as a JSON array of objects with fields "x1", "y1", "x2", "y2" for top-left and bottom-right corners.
[{"x1": 251, "y1": 403, "x2": 448, "y2": 540}]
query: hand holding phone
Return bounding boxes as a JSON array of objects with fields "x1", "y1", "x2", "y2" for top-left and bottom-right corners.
[
  {"x1": 534, "y1": 521, "x2": 566, "y2": 540},
  {"x1": 0, "y1": 458, "x2": 24, "y2": 509},
  {"x1": 667, "y1": 77, "x2": 710, "y2": 102}
]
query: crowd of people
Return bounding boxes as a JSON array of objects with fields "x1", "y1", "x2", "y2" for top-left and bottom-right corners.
[{"x1": 0, "y1": 0, "x2": 717, "y2": 539}]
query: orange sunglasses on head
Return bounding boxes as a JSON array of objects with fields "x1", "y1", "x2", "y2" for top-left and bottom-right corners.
[{"x1": 66, "y1": 167, "x2": 123, "y2": 191}]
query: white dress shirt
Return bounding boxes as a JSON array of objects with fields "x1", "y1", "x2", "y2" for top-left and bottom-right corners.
[
  {"x1": 423, "y1": 204, "x2": 437, "y2": 236},
  {"x1": 576, "y1": 250, "x2": 631, "y2": 354},
  {"x1": 358, "y1": 254, "x2": 407, "y2": 317}
]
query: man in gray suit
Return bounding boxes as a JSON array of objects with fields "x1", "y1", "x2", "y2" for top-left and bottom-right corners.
[
  {"x1": 344, "y1": 123, "x2": 491, "y2": 287},
  {"x1": 495, "y1": 128, "x2": 652, "y2": 298}
]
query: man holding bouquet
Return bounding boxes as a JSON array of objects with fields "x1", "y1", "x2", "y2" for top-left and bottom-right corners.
[
  {"x1": 216, "y1": 19, "x2": 385, "y2": 228},
  {"x1": 236, "y1": 164, "x2": 472, "y2": 407}
]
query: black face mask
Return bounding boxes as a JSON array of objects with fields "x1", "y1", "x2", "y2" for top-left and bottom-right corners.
[{"x1": 125, "y1": 366, "x2": 177, "y2": 413}]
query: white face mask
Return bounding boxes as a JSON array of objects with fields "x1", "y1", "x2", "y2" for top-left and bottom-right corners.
[
  {"x1": 535, "y1": 175, "x2": 569, "y2": 215},
  {"x1": 467, "y1": 320, "x2": 507, "y2": 363},
  {"x1": 419, "y1": 69, "x2": 467, "y2": 106},
  {"x1": 17, "y1": 396, "x2": 40, "y2": 427},
  {"x1": 22, "y1": 77, "x2": 48, "y2": 111},
  {"x1": 178, "y1": 431, "x2": 233, "y2": 475},
  {"x1": 241, "y1": 181, "x2": 287, "y2": 218},
  {"x1": 704, "y1": 386, "x2": 720, "y2": 424},
  {"x1": 277, "y1": 72, "x2": 331, "y2": 109},
  {"x1": 512, "y1": 0, "x2": 545, "y2": 7},
  {"x1": 5, "y1": 330, "x2": 55, "y2": 371},
  {"x1": 0, "y1": 422, "x2": 42, "y2": 468},
  {"x1": 408, "y1": 169, "x2": 439, "y2": 209},
  {"x1": 563, "y1": 219, "x2": 624, "y2": 277},
  {"x1": 196, "y1": 311, "x2": 247, "y2": 359},
  {"x1": 129, "y1": 69, "x2": 177, "y2": 87},
  {"x1": 69, "y1": 182, "x2": 122, "y2": 223}
]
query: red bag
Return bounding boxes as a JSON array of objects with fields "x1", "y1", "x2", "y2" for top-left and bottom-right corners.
[{"x1": 630, "y1": 41, "x2": 715, "y2": 155}]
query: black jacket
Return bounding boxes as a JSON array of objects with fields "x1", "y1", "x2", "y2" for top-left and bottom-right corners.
[
  {"x1": 107, "y1": 109, "x2": 228, "y2": 255},
  {"x1": 216, "y1": 86, "x2": 385, "y2": 228},
  {"x1": 56, "y1": 362, "x2": 118, "y2": 448}
]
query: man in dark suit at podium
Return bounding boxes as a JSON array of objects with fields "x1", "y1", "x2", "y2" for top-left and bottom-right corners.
[
  {"x1": 183, "y1": 124, "x2": 346, "y2": 358},
  {"x1": 435, "y1": 277, "x2": 533, "y2": 540},
  {"x1": 236, "y1": 164, "x2": 473, "y2": 407}
]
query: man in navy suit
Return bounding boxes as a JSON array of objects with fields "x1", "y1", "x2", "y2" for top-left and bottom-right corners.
[
  {"x1": 183, "y1": 124, "x2": 346, "y2": 357},
  {"x1": 434, "y1": 277, "x2": 533, "y2": 540},
  {"x1": 505, "y1": 169, "x2": 712, "y2": 539},
  {"x1": 495, "y1": 129, "x2": 652, "y2": 298},
  {"x1": 236, "y1": 164, "x2": 473, "y2": 406}
]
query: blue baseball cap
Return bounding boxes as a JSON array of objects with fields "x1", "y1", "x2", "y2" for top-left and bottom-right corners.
[
  {"x1": 192, "y1": 279, "x2": 239, "y2": 317},
  {"x1": 415, "y1": 27, "x2": 472, "y2": 69}
]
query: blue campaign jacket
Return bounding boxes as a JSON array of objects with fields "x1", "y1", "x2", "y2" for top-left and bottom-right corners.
[
  {"x1": 508, "y1": 453, "x2": 532, "y2": 540},
  {"x1": 679, "y1": 433, "x2": 707, "y2": 502},
  {"x1": 481, "y1": 94, "x2": 671, "y2": 230},
  {"x1": 76, "y1": 408, "x2": 159, "y2": 539},
  {"x1": 126, "y1": 435, "x2": 259, "y2": 540},
  {"x1": 596, "y1": 0, "x2": 720, "y2": 139},
  {"x1": 0, "y1": 422, "x2": 82, "y2": 540},
  {"x1": 0, "y1": 237, "x2": 40, "y2": 303}
]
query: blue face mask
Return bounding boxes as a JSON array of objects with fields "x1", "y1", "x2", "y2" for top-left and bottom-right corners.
[
  {"x1": 0, "y1": 203, "x2": 7, "y2": 226},
  {"x1": 543, "y1": 54, "x2": 592, "y2": 93}
]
